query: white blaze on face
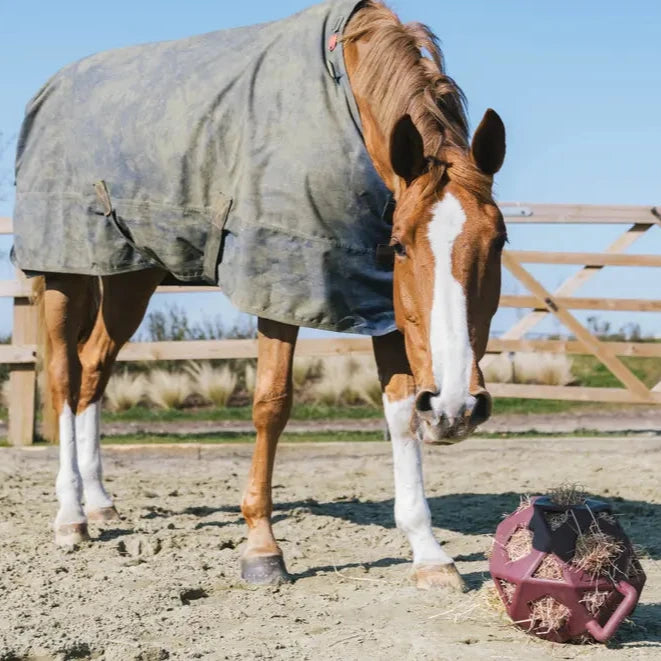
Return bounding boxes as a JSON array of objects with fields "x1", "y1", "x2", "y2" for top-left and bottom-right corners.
[{"x1": 427, "y1": 193, "x2": 475, "y2": 420}]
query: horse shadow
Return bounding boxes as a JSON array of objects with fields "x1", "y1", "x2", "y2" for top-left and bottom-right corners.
[
  {"x1": 271, "y1": 491, "x2": 661, "y2": 559},
  {"x1": 149, "y1": 490, "x2": 660, "y2": 565},
  {"x1": 272, "y1": 492, "x2": 661, "y2": 645}
]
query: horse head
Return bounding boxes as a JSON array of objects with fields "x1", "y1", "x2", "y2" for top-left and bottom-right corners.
[{"x1": 388, "y1": 109, "x2": 507, "y2": 443}]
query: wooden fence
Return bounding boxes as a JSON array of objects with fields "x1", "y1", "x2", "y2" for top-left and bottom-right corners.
[{"x1": 2, "y1": 203, "x2": 661, "y2": 445}]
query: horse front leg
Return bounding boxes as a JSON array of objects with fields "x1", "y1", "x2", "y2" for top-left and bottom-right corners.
[
  {"x1": 241, "y1": 318, "x2": 298, "y2": 585},
  {"x1": 373, "y1": 331, "x2": 466, "y2": 591}
]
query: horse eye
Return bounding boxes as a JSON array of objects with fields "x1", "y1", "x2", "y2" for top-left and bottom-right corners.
[
  {"x1": 494, "y1": 233, "x2": 508, "y2": 253},
  {"x1": 391, "y1": 241, "x2": 407, "y2": 258}
]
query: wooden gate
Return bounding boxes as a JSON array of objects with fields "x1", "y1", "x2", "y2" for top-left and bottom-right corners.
[
  {"x1": 485, "y1": 204, "x2": 661, "y2": 404},
  {"x1": 2, "y1": 203, "x2": 660, "y2": 446}
]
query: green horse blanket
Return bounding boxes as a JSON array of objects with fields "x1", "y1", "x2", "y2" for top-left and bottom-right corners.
[{"x1": 12, "y1": 0, "x2": 395, "y2": 335}]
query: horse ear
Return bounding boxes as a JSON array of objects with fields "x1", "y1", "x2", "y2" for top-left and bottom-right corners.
[
  {"x1": 390, "y1": 114, "x2": 426, "y2": 185},
  {"x1": 471, "y1": 109, "x2": 506, "y2": 175}
]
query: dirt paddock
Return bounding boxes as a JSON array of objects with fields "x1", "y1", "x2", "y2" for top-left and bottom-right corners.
[{"x1": 1, "y1": 437, "x2": 659, "y2": 660}]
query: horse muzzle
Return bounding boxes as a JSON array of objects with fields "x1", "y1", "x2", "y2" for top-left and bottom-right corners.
[{"x1": 414, "y1": 389, "x2": 492, "y2": 445}]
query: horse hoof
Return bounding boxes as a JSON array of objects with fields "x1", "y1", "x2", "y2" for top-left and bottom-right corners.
[
  {"x1": 87, "y1": 506, "x2": 120, "y2": 523},
  {"x1": 55, "y1": 523, "x2": 90, "y2": 548},
  {"x1": 413, "y1": 563, "x2": 467, "y2": 592},
  {"x1": 241, "y1": 555, "x2": 291, "y2": 586}
]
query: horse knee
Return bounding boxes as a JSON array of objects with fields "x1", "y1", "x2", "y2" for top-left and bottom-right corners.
[
  {"x1": 252, "y1": 389, "x2": 292, "y2": 436},
  {"x1": 78, "y1": 348, "x2": 111, "y2": 411},
  {"x1": 48, "y1": 362, "x2": 76, "y2": 412}
]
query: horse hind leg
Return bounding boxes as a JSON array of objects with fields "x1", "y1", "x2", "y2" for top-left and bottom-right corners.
[
  {"x1": 76, "y1": 270, "x2": 164, "y2": 524},
  {"x1": 43, "y1": 275, "x2": 96, "y2": 546},
  {"x1": 373, "y1": 331, "x2": 466, "y2": 592},
  {"x1": 241, "y1": 318, "x2": 298, "y2": 585}
]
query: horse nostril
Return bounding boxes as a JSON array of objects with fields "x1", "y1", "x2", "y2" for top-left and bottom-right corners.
[
  {"x1": 415, "y1": 390, "x2": 438, "y2": 413},
  {"x1": 469, "y1": 391, "x2": 492, "y2": 426}
]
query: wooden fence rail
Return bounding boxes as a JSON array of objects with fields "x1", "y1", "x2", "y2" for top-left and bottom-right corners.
[{"x1": 2, "y1": 203, "x2": 660, "y2": 445}]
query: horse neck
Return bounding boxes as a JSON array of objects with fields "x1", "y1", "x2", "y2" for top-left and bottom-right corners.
[{"x1": 343, "y1": 40, "x2": 401, "y2": 195}]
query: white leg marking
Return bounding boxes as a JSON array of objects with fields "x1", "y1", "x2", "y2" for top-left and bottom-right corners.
[
  {"x1": 384, "y1": 395, "x2": 454, "y2": 566},
  {"x1": 427, "y1": 193, "x2": 475, "y2": 420},
  {"x1": 76, "y1": 401, "x2": 113, "y2": 511},
  {"x1": 55, "y1": 403, "x2": 85, "y2": 526}
]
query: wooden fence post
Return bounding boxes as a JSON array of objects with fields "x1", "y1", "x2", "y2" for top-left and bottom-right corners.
[{"x1": 8, "y1": 281, "x2": 38, "y2": 446}]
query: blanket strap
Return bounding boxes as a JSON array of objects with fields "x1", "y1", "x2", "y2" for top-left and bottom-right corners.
[
  {"x1": 202, "y1": 192, "x2": 233, "y2": 283},
  {"x1": 93, "y1": 180, "x2": 114, "y2": 217}
]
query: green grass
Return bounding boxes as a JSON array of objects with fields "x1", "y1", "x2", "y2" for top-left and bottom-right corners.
[
  {"x1": 102, "y1": 403, "x2": 384, "y2": 424},
  {"x1": 101, "y1": 397, "x2": 590, "y2": 424},
  {"x1": 99, "y1": 430, "x2": 385, "y2": 445},
  {"x1": 573, "y1": 355, "x2": 661, "y2": 389},
  {"x1": 490, "y1": 398, "x2": 589, "y2": 414}
]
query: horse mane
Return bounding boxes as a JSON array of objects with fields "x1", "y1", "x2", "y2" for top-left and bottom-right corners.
[{"x1": 343, "y1": 1, "x2": 494, "y2": 202}]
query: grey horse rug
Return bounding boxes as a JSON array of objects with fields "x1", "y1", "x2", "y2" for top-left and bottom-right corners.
[{"x1": 12, "y1": 0, "x2": 396, "y2": 335}]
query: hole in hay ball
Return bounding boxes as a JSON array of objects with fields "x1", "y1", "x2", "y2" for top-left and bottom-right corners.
[
  {"x1": 545, "y1": 510, "x2": 569, "y2": 531},
  {"x1": 528, "y1": 596, "x2": 571, "y2": 635},
  {"x1": 548, "y1": 483, "x2": 588, "y2": 508},
  {"x1": 597, "y1": 511, "x2": 617, "y2": 526},
  {"x1": 533, "y1": 555, "x2": 564, "y2": 581},
  {"x1": 499, "y1": 579, "x2": 517, "y2": 604},
  {"x1": 580, "y1": 589, "x2": 609, "y2": 616},
  {"x1": 572, "y1": 523, "x2": 625, "y2": 578},
  {"x1": 506, "y1": 526, "x2": 533, "y2": 562}
]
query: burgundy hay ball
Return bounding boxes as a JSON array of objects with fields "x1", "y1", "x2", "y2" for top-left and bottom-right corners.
[{"x1": 489, "y1": 494, "x2": 646, "y2": 643}]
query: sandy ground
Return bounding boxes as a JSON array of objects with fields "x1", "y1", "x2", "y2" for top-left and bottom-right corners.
[{"x1": 0, "y1": 438, "x2": 659, "y2": 661}]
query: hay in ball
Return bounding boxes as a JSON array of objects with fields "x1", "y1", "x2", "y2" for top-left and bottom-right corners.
[
  {"x1": 488, "y1": 492, "x2": 646, "y2": 644},
  {"x1": 573, "y1": 523, "x2": 626, "y2": 578}
]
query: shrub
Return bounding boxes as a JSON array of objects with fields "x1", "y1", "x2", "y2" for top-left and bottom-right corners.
[
  {"x1": 146, "y1": 370, "x2": 194, "y2": 409},
  {"x1": 292, "y1": 357, "x2": 323, "y2": 390},
  {"x1": 513, "y1": 353, "x2": 574, "y2": 386},
  {"x1": 481, "y1": 354, "x2": 514, "y2": 384},
  {"x1": 244, "y1": 363, "x2": 256, "y2": 396},
  {"x1": 481, "y1": 352, "x2": 574, "y2": 386},
  {"x1": 186, "y1": 362, "x2": 237, "y2": 407},
  {"x1": 105, "y1": 371, "x2": 148, "y2": 412},
  {"x1": 0, "y1": 378, "x2": 9, "y2": 409},
  {"x1": 308, "y1": 354, "x2": 381, "y2": 407}
]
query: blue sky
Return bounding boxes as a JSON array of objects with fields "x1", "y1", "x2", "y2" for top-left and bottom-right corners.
[{"x1": 1, "y1": 0, "x2": 660, "y2": 338}]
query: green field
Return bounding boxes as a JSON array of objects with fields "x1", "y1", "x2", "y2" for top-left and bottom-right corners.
[{"x1": 103, "y1": 398, "x2": 596, "y2": 424}]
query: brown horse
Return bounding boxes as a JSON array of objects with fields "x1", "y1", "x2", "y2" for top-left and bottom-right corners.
[{"x1": 28, "y1": 1, "x2": 506, "y2": 590}]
